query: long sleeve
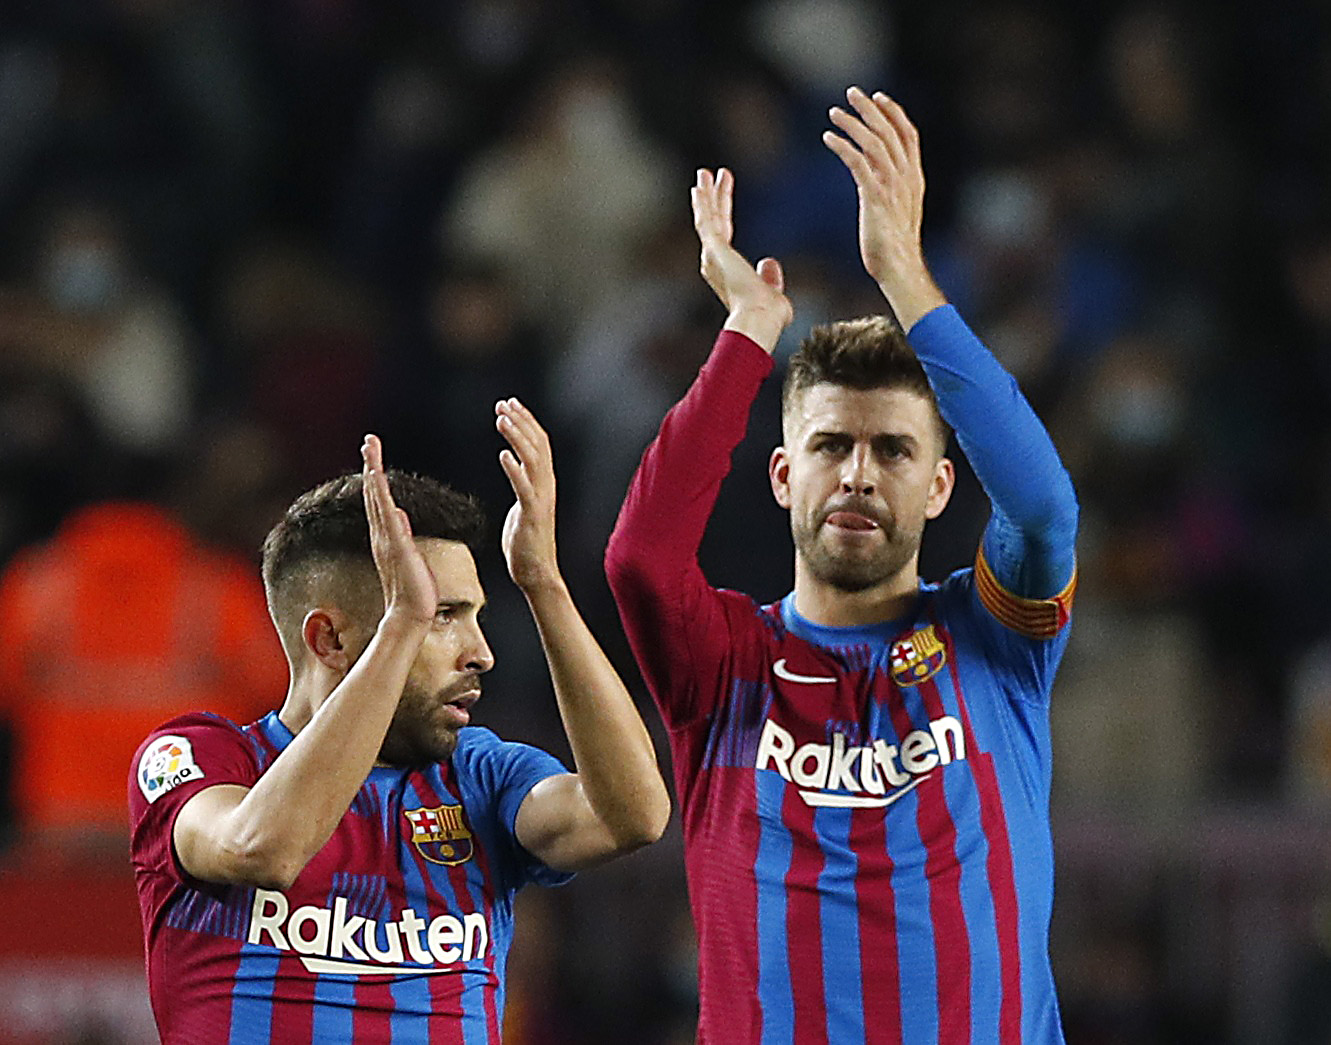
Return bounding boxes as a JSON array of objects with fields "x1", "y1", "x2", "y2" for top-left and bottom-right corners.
[
  {"x1": 908, "y1": 306, "x2": 1078, "y2": 628},
  {"x1": 605, "y1": 330, "x2": 774, "y2": 725}
]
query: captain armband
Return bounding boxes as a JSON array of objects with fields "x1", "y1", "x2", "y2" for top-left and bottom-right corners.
[{"x1": 974, "y1": 547, "x2": 1076, "y2": 640}]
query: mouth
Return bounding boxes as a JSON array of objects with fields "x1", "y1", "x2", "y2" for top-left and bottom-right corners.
[
  {"x1": 439, "y1": 687, "x2": 481, "y2": 729},
  {"x1": 824, "y1": 510, "x2": 881, "y2": 533}
]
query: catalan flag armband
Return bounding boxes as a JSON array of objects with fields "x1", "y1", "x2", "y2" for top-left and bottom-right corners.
[{"x1": 974, "y1": 546, "x2": 1077, "y2": 639}]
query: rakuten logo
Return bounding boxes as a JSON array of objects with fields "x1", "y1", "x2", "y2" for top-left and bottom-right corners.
[
  {"x1": 248, "y1": 889, "x2": 488, "y2": 976},
  {"x1": 755, "y1": 717, "x2": 966, "y2": 808}
]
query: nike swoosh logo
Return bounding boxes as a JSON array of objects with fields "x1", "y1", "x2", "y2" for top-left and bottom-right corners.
[
  {"x1": 799, "y1": 774, "x2": 931, "y2": 808},
  {"x1": 773, "y1": 658, "x2": 837, "y2": 685}
]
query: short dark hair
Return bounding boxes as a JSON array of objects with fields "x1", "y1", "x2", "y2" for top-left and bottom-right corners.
[
  {"x1": 782, "y1": 316, "x2": 950, "y2": 450},
  {"x1": 261, "y1": 470, "x2": 485, "y2": 600}
]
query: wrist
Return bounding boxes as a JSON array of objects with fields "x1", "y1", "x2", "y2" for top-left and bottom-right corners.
[
  {"x1": 723, "y1": 307, "x2": 787, "y2": 355},
  {"x1": 377, "y1": 609, "x2": 432, "y2": 641},
  {"x1": 518, "y1": 570, "x2": 570, "y2": 605},
  {"x1": 875, "y1": 264, "x2": 945, "y2": 332}
]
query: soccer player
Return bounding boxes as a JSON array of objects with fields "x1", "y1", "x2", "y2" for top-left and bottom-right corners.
[
  {"x1": 605, "y1": 87, "x2": 1079, "y2": 1044},
  {"x1": 129, "y1": 400, "x2": 670, "y2": 1043}
]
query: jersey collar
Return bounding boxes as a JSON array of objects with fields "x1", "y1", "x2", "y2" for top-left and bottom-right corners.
[{"x1": 779, "y1": 588, "x2": 922, "y2": 648}]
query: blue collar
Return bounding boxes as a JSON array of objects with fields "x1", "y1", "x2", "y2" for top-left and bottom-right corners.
[{"x1": 779, "y1": 589, "x2": 920, "y2": 648}]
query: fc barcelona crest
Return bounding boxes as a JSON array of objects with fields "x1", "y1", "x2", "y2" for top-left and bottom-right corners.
[
  {"x1": 404, "y1": 804, "x2": 474, "y2": 866},
  {"x1": 889, "y1": 626, "x2": 947, "y2": 687}
]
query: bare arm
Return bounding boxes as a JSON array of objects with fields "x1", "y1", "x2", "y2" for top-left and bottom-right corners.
[
  {"x1": 173, "y1": 435, "x2": 437, "y2": 888},
  {"x1": 496, "y1": 398, "x2": 671, "y2": 872}
]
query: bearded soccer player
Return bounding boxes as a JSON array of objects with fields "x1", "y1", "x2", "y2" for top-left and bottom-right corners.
[
  {"x1": 605, "y1": 88, "x2": 1079, "y2": 1044},
  {"x1": 129, "y1": 401, "x2": 670, "y2": 1044}
]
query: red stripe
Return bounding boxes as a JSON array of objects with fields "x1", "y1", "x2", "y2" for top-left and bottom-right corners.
[
  {"x1": 266, "y1": 952, "x2": 317, "y2": 1042},
  {"x1": 852, "y1": 805, "x2": 902, "y2": 1043},
  {"x1": 353, "y1": 975, "x2": 397, "y2": 1041},
  {"x1": 688, "y1": 763, "x2": 764, "y2": 1044},
  {"x1": 782, "y1": 785, "x2": 829, "y2": 1045},
  {"x1": 938, "y1": 624, "x2": 1024, "y2": 1045},
  {"x1": 907, "y1": 675, "x2": 970, "y2": 1045}
]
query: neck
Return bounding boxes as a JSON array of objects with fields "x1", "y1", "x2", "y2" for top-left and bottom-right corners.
[
  {"x1": 276, "y1": 668, "x2": 337, "y2": 737},
  {"x1": 791, "y1": 555, "x2": 920, "y2": 628}
]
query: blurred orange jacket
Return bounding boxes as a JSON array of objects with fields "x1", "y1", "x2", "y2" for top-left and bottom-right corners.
[{"x1": 0, "y1": 502, "x2": 287, "y2": 835}]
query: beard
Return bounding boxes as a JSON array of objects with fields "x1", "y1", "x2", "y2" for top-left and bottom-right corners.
[
  {"x1": 792, "y1": 497, "x2": 924, "y2": 593},
  {"x1": 377, "y1": 676, "x2": 481, "y2": 767}
]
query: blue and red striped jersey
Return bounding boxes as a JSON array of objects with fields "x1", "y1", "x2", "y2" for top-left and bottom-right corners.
[
  {"x1": 129, "y1": 710, "x2": 570, "y2": 1044},
  {"x1": 607, "y1": 306, "x2": 1078, "y2": 1044}
]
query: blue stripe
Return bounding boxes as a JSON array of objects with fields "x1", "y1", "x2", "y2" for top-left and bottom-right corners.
[
  {"x1": 754, "y1": 769, "x2": 794, "y2": 1045},
  {"x1": 948, "y1": 764, "x2": 1000, "y2": 1045},
  {"x1": 815, "y1": 807, "x2": 865, "y2": 1044},
  {"x1": 311, "y1": 967, "x2": 356, "y2": 1042},
  {"x1": 886, "y1": 785, "x2": 938, "y2": 1044},
  {"x1": 229, "y1": 942, "x2": 280, "y2": 1045}
]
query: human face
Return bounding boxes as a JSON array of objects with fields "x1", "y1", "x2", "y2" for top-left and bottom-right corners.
[
  {"x1": 770, "y1": 384, "x2": 954, "y2": 593},
  {"x1": 378, "y1": 539, "x2": 495, "y2": 767}
]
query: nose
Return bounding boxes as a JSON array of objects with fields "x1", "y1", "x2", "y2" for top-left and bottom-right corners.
[
  {"x1": 462, "y1": 622, "x2": 495, "y2": 674},
  {"x1": 840, "y1": 445, "x2": 875, "y2": 496}
]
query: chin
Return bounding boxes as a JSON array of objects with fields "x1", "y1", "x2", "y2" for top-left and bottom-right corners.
[{"x1": 379, "y1": 729, "x2": 459, "y2": 768}]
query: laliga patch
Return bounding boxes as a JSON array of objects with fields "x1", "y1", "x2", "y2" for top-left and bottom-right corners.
[
  {"x1": 404, "y1": 804, "x2": 474, "y2": 866},
  {"x1": 890, "y1": 625, "x2": 947, "y2": 687},
  {"x1": 138, "y1": 735, "x2": 204, "y2": 803}
]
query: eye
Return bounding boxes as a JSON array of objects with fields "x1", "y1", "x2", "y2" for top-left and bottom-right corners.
[
  {"x1": 813, "y1": 436, "x2": 850, "y2": 456},
  {"x1": 434, "y1": 606, "x2": 456, "y2": 623}
]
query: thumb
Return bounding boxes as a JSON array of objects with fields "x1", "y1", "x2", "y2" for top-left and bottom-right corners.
[{"x1": 756, "y1": 256, "x2": 785, "y2": 292}]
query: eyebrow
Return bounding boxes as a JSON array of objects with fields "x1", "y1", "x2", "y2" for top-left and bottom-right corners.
[
  {"x1": 807, "y1": 430, "x2": 920, "y2": 447},
  {"x1": 436, "y1": 599, "x2": 485, "y2": 614}
]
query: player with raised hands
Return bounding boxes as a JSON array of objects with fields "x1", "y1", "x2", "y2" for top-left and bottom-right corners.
[
  {"x1": 607, "y1": 86, "x2": 1078, "y2": 1044},
  {"x1": 130, "y1": 403, "x2": 669, "y2": 1043}
]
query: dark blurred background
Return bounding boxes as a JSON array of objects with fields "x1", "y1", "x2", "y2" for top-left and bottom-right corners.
[{"x1": 0, "y1": 0, "x2": 1329, "y2": 1042}]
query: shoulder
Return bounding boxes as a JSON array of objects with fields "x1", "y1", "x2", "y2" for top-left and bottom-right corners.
[
  {"x1": 132, "y1": 713, "x2": 258, "y2": 779},
  {"x1": 449, "y1": 728, "x2": 569, "y2": 813},
  {"x1": 451, "y1": 727, "x2": 563, "y2": 778}
]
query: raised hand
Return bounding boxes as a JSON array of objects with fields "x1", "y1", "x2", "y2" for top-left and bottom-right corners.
[
  {"x1": 822, "y1": 87, "x2": 945, "y2": 330},
  {"x1": 361, "y1": 434, "x2": 438, "y2": 624},
  {"x1": 495, "y1": 398, "x2": 561, "y2": 594},
  {"x1": 691, "y1": 167, "x2": 793, "y2": 353}
]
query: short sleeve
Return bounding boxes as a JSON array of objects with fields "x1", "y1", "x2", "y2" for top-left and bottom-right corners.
[
  {"x1": 128, "y1": 713, "x2": 259, "y2": 884},
  {"x1": 454, "y1": 729, "x2": 573, "y2": 889}
]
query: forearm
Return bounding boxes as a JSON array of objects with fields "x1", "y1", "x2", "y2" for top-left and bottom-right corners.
[
  {"x1": 523, "y1": 578, "x2": 669, "y2": 846},
  {"x1": 606, "y1": 328, "x2": 772, "y2": 588},
  {"x1": 910, "y1": 306, "x2": 1078, "y2": 591},
  {"x1": 223, "y1": 616, "x2": 427, "y2": 884}
]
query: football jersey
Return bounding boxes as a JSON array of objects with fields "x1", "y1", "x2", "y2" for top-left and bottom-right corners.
[
  {"x1": 607, "y1": 307, "x2": 1079, "y2": 1044},
  {"x1": 129, "y1": 710, "x2": 570, "y2": 1044}
]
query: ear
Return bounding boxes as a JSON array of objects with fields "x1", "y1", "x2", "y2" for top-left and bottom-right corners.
[
  {"x1": 769, "y1": 446, "x2": 792, "y2": 510},
  {"x1": 301, "y1": 608, "x2": 355, "y2": 674},
  {"x1": 925, "y1": 456, "x2": 955, "y2": 520}
]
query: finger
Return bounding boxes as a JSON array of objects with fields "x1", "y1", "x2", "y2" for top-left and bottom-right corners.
[
  {"x1": 496, "y1": 410, "x2": 542, "y2": 473},
  {"x1": 756, "y1": 257, "x2": 785, "y2": 293},
  {"x1": 846, "y1": 86, "x2": 902, "y2": 153},
  {"x1": 822, "y1": 129, "x2": 875, "y2": 187},
  {"x1": 502, "y1": 400, "x2": 555, "y2": 493},
  {"x1": 499, "y1": 448, "x2": 535, "y2": 503},
  {"x1": 361, "y1": 435, "x2": 394, "y2": 559},
  {"x1": 871, "y1": 90, "x2": 921, "y2": 166},
  {"x1": 717, "y1": 167, "x2": 734, "y2": 238},
  {"x1": 502, "y1": 397, "x2": 551, "y2": 450},
  {"x1": 828, "y1": 105, "x2": 902, "y2": 174}
]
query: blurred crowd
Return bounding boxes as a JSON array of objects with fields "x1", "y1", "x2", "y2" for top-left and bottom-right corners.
[{"x1": 0, "y1": 0, "x2": 1329, "y2": 1042}]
